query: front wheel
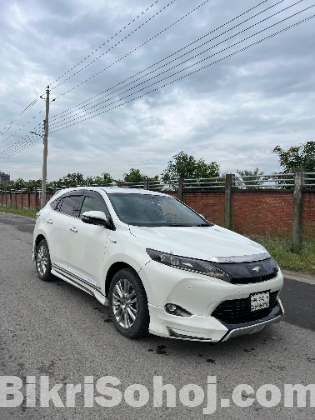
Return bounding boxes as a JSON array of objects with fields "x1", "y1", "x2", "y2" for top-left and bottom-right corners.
[
  {"x1": 36, "y1": 239, "x2": 53, "y2": 282},
  {"x1": 109, "y1": 268, "x2": 149, "y2": 339}
]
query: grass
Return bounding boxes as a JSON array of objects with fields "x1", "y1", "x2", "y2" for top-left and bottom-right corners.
[
  {"x1": 251, "y1": 235, "x2": 315, "y2": 275},
  {"x1": 0, "y1": 205, "x2": 38, "y2": 219}
]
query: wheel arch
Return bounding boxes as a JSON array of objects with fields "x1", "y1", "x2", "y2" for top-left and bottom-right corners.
[
  {"x1": 105, "y1": 262, "x2": 139, "y2": 298},
  {"x1": 34, "y1": 234, "x2": 48, "y2": 257}
]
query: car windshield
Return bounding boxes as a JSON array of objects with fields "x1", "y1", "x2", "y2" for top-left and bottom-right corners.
[{"x1": 107, "y1": 193, "x2": 212, "y2": 227}]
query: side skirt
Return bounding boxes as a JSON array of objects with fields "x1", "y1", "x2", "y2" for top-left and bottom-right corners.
[{"x1": 51, "y1": 263, "x2": 108, "y2": 306}]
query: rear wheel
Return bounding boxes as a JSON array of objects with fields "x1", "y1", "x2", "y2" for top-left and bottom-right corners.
[
  {"x1": 36, "y1": 239, "x2": 53, "y2": 282},
  {"x1": 109, "y1": 268, "x2": 149, "y2": 339}
]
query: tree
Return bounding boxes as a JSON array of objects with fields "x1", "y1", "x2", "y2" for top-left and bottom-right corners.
[
  {"x1": 273, "y1": 141, "x2": 315, "y2": 173},
  {"x1": 161, "y1": 151, "x2": 220, "y2": 182},
  {"x1": 236, "y1": 168, "x2": 269, "y2": 189},
  {"x1": 123, "y1": 168, "x2": 144, "y2": 183},
  {"x1": 54, "y1": 172, "x2": 85, "y2": 187},
  {"x1": 83, "y1": 172, "x2": 114, "y2": 185},
  {"x1": 123, "y1": 168, "x2": 159, "y2": 183}
]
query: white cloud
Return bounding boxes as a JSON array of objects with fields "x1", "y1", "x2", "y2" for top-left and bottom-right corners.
[{"x1": 0, "y1": 0, "x2": 314, "y2": 181}]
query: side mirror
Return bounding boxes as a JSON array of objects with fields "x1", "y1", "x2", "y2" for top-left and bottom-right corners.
[{"x1": 81, "y1": 211, "x2": 109, "y2": 226}]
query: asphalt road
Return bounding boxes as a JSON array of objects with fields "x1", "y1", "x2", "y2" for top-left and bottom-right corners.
[{"x1": 1, "y1": 212, "x2": 315, "y2": 419}]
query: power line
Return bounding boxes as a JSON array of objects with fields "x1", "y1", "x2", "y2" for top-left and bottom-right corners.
[
  {"x1": 50, "y1": 4, "x2": 314, "y2": 132},
  {"x1": 1, "y1": 109, "x2": 44, "y2": 145},
  {"x1": 48, "y1": 15, "x2": 315, "y2": 133},
  {"x1": 50, "y1": 0, "x2": 272, "y2": 122},
  {"x1": 3, "y1": 14, "x2": 314, "y2": 160},
  {"x1": 0, "y1": 123, "x2": 43, "y2": 161},
  {"x1": 0, "y1": 98, "x2": 39, "y2": 137},
  {"x1": 49, "y1": 0, "x2": 161, "y2": 88},
  {"x1": 50, "y1": 0, "x2": 290, "y2": 125},
  {"x1": 51, "y1": 0, "x2": 177, "y2": 91},
  {"x1": 2, "y1": 11, "x2": 314, "y2": 159},
  {"x1": 53, "y1": 0, "x2": 211, "y2": 101}
]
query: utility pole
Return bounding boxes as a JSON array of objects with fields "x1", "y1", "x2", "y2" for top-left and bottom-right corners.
[{"x1": 41, "y1": 86, "x2": 50, "y2": 209}]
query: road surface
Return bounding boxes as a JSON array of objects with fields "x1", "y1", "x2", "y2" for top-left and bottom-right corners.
[{"x1": 0, "y1": 213, "x2": 314, "y2": 419}]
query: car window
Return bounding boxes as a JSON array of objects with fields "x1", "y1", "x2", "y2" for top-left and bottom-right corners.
[
  {"x1": 108, "y1": 193, "x2": 211, "y2": 227},
  {"x1": 80, "y1": 196, "x2": 105, "y2": 217},
  {"x1": 59, "y1": 196, "x2": 83, "y2": 217},
  {"x1": 50, "y1": 198, "x2": 60, "y2": 210}
]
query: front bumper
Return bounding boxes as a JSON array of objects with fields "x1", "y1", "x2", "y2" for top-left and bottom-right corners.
[
  {"x1": 141, "y1": 260, "x2": 284, "y2": 342},
  {"x1": 148, "y1": 299, "x2": 283, "y2": 342}
]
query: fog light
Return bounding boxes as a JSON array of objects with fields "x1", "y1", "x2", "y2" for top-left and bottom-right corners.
[
  {"x1": 164, "y1": 304, "x2": 192, "y2": 317},
  {"x1": 165, "y1": 304, "x2": 177, "y2": 313}
]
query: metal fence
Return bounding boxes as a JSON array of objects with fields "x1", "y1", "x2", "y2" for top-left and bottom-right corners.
[{"x1": 0, "y1": 172, "x2": 314, "y2": 197}]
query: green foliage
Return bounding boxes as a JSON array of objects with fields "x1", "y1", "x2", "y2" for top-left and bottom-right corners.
[
  {"x1": 161, "y1": 151, "x2": 220, "y2": 181},
  {"x1": 123, "y1": 168, "x2": 159, "y2": 183},
  {"x1": 236, "y1": 168, "x2": 268, "y2": 189},
  {"x1": 123, "y1": 168, "x2": 144, "y2": 183},
  {"x1": 252, "y1": 235, "x2": 315, "y2": 275},
  {"x1": 54, "y1": 172, "x2": 85, "y2": 187},
  {"x1": 0, "y1": 206, "x2": 38, "y2": 219},
  {"x1": 273, "y1": 141, "x2": 315, "y2": 173},
  {"x1": 85, "y1": 172, "x2": 114, "y2": 186}
]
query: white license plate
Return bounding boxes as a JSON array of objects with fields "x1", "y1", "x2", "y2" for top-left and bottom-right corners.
[{"x1": 251, "y1": 291, "x2": 269, "y2": 312}]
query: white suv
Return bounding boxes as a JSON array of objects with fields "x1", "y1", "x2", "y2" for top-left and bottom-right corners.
[{"x1": 33, "y1": 187, "x2": 284, "y2": 342}]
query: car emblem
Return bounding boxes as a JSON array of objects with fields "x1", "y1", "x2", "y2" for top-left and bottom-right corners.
[{"x1": 252, "y1": 266, "x2": 261, "y2": 272}]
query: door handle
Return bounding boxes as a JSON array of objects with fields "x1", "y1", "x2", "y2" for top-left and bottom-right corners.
[
  {"x1": 70, "y1": 227, "x2": 78, "y2": 233},
  {"x1": 47, "y1": 219, "x2": 53, "y2": 224}
]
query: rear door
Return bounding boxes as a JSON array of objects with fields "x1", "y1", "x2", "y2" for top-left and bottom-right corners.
[{"x1": 48, "y1": 192, "x2": 83, "y2": 269}]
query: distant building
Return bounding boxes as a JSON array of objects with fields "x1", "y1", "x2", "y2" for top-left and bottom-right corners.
[{"x1": 0, "y1": 171, "x2": 10, "y2": 185}]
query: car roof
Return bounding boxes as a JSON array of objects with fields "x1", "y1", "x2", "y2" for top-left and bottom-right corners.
[{"x1": 54, "y1": 186, "x2": 172, "y2": 197}]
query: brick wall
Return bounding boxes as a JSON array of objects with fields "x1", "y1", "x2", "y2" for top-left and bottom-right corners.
[
  {"x1": 1, "y1": 189, "x2": 314, "y2": 238},
  {"x1": 175, "y1": 190, "x2": 313, "y2": 238},
  {"x1": 233, "y1": 191, "x2": 294, "y2": 237},
  {"x1": 0, "y1": 191, "x2": 54, "y2": 209},
  {"x1": 184, "y1": 192, "x2": 225, "y2": 226}
]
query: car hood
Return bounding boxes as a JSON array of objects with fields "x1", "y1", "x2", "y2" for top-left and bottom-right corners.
[{"x1": 129, "y1": 224, "x2": 269, "y2": 262}]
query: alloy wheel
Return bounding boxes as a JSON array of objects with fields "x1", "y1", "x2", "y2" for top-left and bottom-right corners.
[{"x1": 112, "y1": 278, "x2": 138, "y2": 329}]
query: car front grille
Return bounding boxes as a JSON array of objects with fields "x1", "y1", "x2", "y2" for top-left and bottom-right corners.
[
  {"x1": 211, "y1": 258, "x2": 279, "y2": 285},
  {"x1": 212, "y1": 291, "x2": 279, "y2": 325}
]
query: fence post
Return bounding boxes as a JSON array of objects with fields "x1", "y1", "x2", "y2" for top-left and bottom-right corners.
[
  {"x1": 292, "y1": 170, "x2": 304, "y2": 253},
  {"x1": 5, "y1": 190, "x2": 7, "y2": 206},
  {"x1": 178, "y1": 177, "x2": 184, "y2": 202},
  {"x1": 35, "y1": 186, "x2": 38, "y2": 209},
  {"x1": 21, "y1": 190, "x2": 23, "y2": 209},
  {"x1": 143, "y1": 179, "x2": 149, "y2": 190},
  {"x1": 0, "y1": 190, "x2": 2, "y2": 206},
  {"x1": 224, "y1": 174, "x2": 234, "y2": 230},
  {"x1": 28, "y1": 188, "x2": 31, "y2": 209}
]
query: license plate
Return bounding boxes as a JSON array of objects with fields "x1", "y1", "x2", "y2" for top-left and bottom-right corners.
[{"x1": 251, "y1": 291, "x2": 269, "y2": 312}]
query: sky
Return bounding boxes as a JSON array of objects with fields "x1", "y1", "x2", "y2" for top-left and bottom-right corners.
[{"x1": 0, "y1": 0, "x2": 314, "y2": 182}]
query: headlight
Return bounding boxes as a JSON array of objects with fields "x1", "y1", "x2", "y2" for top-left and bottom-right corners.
[{"x1": 146, "y1": 248, "x2": 231, "y2": 282}]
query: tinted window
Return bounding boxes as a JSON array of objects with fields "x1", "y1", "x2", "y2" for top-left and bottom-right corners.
[
  {"x1": 50, "y1": 198, "x2": 60, "y2": 210},
  {"x1": 60, "y1": 196, "x2": 83, "y2": 217},
  {"x1": 80, "y1": 197, "x2": 105, "y2": 217},
  {"x1": 108, "y1": 193, "x2": 211, "y2": 227}
]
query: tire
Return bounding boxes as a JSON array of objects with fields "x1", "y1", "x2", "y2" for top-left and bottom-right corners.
[
  {"x1": 109, "y1": 268, "x2": 150, "y2": 339},
  {"x1": 36, "y1": 239, "x2": 54, "y2": 282}
]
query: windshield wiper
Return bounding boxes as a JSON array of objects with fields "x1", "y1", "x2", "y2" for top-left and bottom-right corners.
[{"x1": 168, "y1": 223, "x2": 210, "y2": 227}]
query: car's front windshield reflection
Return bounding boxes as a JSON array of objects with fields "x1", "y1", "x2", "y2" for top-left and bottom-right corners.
[{"x1": 108, "y1": 193, "x2": 212, "y2": 227}]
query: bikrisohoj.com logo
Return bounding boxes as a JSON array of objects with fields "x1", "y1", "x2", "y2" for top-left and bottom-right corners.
[{"x1": 1, "y1": 376, "x2": 314, "y2": 412}]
